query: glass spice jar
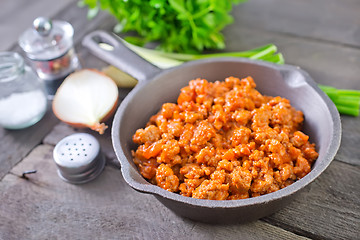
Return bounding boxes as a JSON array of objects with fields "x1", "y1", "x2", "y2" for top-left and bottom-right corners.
[
  {"x1": 0, "y1": 52, "x2": 47, "y2": 129},
  {"x1": 18, "y1": 17, "x2": 80, "y2": 98}
]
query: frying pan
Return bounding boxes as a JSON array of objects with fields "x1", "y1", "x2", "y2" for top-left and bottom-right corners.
[{"x1": 82, "y1": 30, "x2": 341, "y2": 223}]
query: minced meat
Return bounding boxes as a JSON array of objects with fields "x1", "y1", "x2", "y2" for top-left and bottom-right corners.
[{"x1": 132, "y1": 76, "x2": 318, "y2": 200}]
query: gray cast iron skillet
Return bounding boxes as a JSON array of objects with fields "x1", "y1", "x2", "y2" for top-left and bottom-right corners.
[{"x1": 82, "y1": 30, "x2": 341, "y2": 224}]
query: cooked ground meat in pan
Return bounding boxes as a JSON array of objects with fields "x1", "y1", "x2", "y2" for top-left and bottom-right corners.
[{"x1": 132, "y1": 76, "x2": 318, "y2": 200}]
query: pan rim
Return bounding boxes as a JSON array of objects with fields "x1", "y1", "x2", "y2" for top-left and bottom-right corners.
[{"x1": 112, "y1": 57, "x2": 341, "y2": 208}]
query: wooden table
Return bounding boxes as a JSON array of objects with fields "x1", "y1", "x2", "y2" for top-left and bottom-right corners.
[{"x1": 1, "y1": 1, "x2": 359, "y2": 239}]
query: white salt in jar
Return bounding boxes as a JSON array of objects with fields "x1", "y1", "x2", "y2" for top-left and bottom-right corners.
[{"x1": 0, "y1": 52, "x2": 47, "y2": 129}]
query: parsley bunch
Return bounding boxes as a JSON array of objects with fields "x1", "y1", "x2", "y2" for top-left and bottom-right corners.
[{"x1": 80, "y1": 0, "x2": 247, "y2": 53}]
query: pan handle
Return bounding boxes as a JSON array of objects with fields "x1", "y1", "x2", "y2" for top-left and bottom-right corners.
[{"x1": 82, "y1": 30, "x2": 162, "y2": 83}]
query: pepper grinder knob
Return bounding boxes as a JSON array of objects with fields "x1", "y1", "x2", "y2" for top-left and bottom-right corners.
[{"x1": 33, "y1": 17, "x2": 52, "y2": 36}]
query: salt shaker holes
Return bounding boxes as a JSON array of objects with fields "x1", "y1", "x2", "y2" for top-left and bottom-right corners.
[{"x1": 53, "y1": 133, "x2": 105, "y2": 184}]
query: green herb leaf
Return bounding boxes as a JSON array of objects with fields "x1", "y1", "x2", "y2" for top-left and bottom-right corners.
[
  {"x1": 168, "y1": 0, "x2": 187, "y2": 14},
  {"x1": 81, "y1": 0, "x2": 248, "y2": 53}
]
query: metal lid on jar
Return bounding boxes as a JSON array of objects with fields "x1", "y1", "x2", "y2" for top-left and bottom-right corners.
[
  {"x1": 53, "y1": 133, "x2": 105, "y2": 184},
  {"x1": 18, "y1": 17, "x2": 74, "y2": 61}
]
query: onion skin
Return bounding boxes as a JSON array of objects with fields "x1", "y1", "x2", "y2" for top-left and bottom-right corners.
[{"x1": 52, "y1": 69, "x2": 119, "y2": 134}]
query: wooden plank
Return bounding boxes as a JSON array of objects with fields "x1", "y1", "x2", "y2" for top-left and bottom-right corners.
[
  {"x1": 188, "y1": 221, "x2": 310, "y2": 240},
  {"x1": 0, "y1": 144, "x2": 309, "y2": 240},
  {"x1": 232, "y1": 0, "x2": 360, "y2": 48},
  {"x1": 55, "y1": 2, "x2": 117, "y2": 48},
  {"x1": 336, "y1": 116, "x2": 360, "y2": 166},
  {"x1": 7, "y1": 1, "x2": 116, "y2": 53},
  {"x1": 0, "y1": 105, "x2": 59, "y2": 180},
  {"x1": 0, "y1": 0, "x2": 76, "y2": 51},
  {"x1": 223, "y1": 25, "x2": 360, "y2": 90},
  {"x1": 263, "y1": 160, "x2": 360, "y2": 240}
]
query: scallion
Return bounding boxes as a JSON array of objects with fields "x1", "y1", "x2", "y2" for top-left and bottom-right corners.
[
  {"x1": 318, "y1": 85, "x2": 360, "y2": 116},
  {"x1": 123, "y1": 40, "x2": 283, "y2": 67}
]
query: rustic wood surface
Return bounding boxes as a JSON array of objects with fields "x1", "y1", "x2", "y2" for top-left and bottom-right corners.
[
  {"x1": 0, "y1": 0, "x2": 359, "y2": 239},
  {"x1": 0, "y1": 0, "x2": 75, "y2": 51}
]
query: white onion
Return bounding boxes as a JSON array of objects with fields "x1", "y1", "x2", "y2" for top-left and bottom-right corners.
[{"x1": 53, "y1": 69, "x2": 118, "y2": 134}]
